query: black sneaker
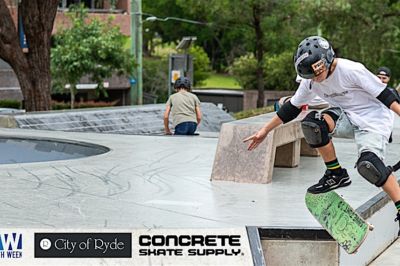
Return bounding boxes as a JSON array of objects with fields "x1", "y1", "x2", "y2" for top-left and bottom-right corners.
[
  {"x1": 395, "y1": 212, "x2": 400, "y2": 236},
  {"x1": 307, "y1": 169, "x2": 351, "y2": 194}
]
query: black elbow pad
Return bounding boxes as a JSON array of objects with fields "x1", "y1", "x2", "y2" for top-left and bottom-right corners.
[
  {"x1": 276, "y1": 101, "x2": 302, "y2": 123},
  {"x1": 377, "y1": 87, "x2": 399, "y2": 108}
]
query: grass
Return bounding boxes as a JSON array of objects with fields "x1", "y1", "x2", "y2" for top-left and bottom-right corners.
[{"x1": 198, "y1": 73, "x2": 241, "y2": 89}]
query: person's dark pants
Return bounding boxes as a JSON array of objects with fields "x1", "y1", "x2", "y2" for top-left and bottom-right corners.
[{"x1": 174, "y1": 122, "x2": 197, "y2": 135}]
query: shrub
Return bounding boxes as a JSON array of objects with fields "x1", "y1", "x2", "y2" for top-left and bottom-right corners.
[
  {"x1": 230, "y1": 54, "x2": 258, "y2": 90},
  {"x1": 188, "y1": 45, "x2": 211, "y2": 87},
  {"x1": 51, "y1": 100, "x2": 118, "y2": 110},
  {"x1": 0, "y1": 99, "x2": 21, "y2": 109},
  {"x1": 264, "y1": 51, "x2": 298, "y2": 91},
  {"x1": 233, "y1": 106, "x2": 274, "y2": 120},
  {"x1": 230, "y1": 50, "x2": 298, "y2": 91}
]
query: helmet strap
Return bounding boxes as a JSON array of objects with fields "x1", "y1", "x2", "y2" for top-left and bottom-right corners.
[{"x1": 326, "y1": 58, "x2": 337, "y2": 79}]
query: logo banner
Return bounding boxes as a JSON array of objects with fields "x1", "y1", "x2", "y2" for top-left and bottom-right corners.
[{"x1": 0, "y1": 228, "x2": 253, "y2": 265}]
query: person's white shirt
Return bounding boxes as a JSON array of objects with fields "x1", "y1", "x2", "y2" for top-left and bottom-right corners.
[
  {"x1": 296, "y1": 75, "x2": 329, "y2": 107},
  {"x1": 291, "y1": 58, "x2": 394, "y2": 139}
]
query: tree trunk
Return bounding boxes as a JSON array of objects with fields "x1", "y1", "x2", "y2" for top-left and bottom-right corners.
[
  {"x1": 0, "y1": 0, "x2": 58, "y2": 111},
  {"x1": 253, "y1": 4, "x2": 265, "y2": 108},
  {"x1": 70, "y1": 86, "x2": 75, "y2": 109}
]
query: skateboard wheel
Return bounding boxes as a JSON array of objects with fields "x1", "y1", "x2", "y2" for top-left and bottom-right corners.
[{"x1": 368, "y1": 223, "x2": 375, "y2": 231}]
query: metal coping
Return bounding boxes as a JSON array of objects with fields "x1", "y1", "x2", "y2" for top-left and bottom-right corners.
[
  {"x1": 356, "y1": 179, "x2": 400, "y2": 219},
  {"x1": 246, "y1": 227, "x2": 266, "y2": 266},
  {"x1": 257, "y1": 227, "x2": 333, "y2": 241}
]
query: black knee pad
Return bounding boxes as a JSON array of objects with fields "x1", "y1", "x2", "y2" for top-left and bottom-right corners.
[
  {"x1": 356, "y1": 152, "x2": 392, "y2": 187},
  {"x1": 301, "y1": 111, "x2": 330, "y2": 148}
]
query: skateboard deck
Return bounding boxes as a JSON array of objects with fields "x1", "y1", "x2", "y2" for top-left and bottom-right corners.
[{"x1": 305, "y1": 190, "x2": 373, "y2": 254}]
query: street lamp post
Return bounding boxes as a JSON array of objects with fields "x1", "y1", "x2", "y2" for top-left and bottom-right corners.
[
  {"x1": 130, "y1": 0, "x2": 143, "y2": 105},
  {"x1": 130, "y1": 8, "x2": 208, "y2": 105}
]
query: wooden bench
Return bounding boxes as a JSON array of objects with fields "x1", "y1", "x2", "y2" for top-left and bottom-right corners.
[{"x1": 210, "y1": 111, "x2": 318, "y2": 184}]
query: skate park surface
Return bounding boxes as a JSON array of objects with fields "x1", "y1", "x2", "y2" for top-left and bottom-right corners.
[{"x1": 0, "y1": 108, "x2": 399, "y2": 265}]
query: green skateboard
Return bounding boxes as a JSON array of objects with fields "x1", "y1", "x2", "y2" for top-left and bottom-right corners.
[{"x1": 305, "y1": 190, "x2": 374, "y2": 254}]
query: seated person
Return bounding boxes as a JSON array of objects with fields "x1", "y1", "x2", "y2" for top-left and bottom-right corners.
[{"x1": 164, "y1": 77, "x2": 202, "y2": 135}]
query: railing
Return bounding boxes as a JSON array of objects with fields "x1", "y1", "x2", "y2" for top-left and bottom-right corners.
[{"x1": 57, "y1": 8, "x2": 126, "y2": 14}]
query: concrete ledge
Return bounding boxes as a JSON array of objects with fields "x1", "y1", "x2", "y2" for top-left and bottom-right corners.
[{"x1": 211, "y1": 111, "x2": 318, "y2": 184}]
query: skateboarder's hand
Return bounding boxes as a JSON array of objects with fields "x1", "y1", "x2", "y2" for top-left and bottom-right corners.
[{"x1": 243, "y1": 128, "x2": 268, "y2": 151}]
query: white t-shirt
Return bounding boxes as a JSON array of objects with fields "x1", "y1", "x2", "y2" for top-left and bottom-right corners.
[
  {"x1": 291, "y1": 58, "x2": 394, "y2": 138},
  {"x1": 296, "y1": 75, "x2": 329, "y2": 106}
]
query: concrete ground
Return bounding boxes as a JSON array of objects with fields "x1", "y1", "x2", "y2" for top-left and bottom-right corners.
[
  {"x1": 0, "y1": 115, "x2": 399, "y2": 265},
  {"x1": 0, "y1": 127, "x2": 398, "y2": 229},
  {"x1": 369, "y1": 238, "x2": 400, "y2": 266}
]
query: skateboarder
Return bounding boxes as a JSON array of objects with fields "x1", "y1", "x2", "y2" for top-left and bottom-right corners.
[{"x1": 244, "y1": 36, "x2": 400, "y2": 233}]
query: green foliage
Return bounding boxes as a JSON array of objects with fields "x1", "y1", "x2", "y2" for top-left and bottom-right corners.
[
  {"x1": 51, "y1": 4, "x2": 134, "y2": 104},
  {"x1": 231, "y1": 51, "x2": 297, "y2": 91},
  {"x1": 307, "y1": 0, "x2": 400, "y2": 84},
  {"x1": 109, "y1": 0, "x2": 117, "y2": 9},
  {"x1": 188, "y1": 45, "x2": 211, "y2": 86},
  {"x1": 142, "y1": 57, "x2": 169, "y2": 103},
  {"x1": 264, "y1": 51, "x2": 297, "y2": 91},
  {"x1": 147, "y1": 42, "x2": 211, "y2": 88},
  {"x1": 0, "y1": 99, "x2": 21, "y2": 109},
  {"x1": 143, "y1": 0, "x2": 400, "y2": 97},
  {"x1": 143, "y1": 0, "x2": 210, "y2": 46},
  {"x1": 230, "y1": 54, "x2": 258, "y2": 90}
]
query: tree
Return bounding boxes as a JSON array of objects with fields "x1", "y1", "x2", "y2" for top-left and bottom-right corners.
[
  {"x1": 307, "y1": 0, "x2": 400, "y2": 81},
  {"x1": 179, "y1": 0, "x2": 303, "y2": 107},
  {"x1": 51, "y1": 5, "x2": 135, "y2": 108},
  {"x1": 0, "y1": 0, "x2": 58, "y2": 111}
]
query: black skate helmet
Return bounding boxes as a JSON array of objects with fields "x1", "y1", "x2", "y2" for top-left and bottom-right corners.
[
  {"x1": 294, "y1": 36, "x2": 335, "y2": 79},
  {"x1": 174, "y1": 77, "x2": 191, "y2": 91}
]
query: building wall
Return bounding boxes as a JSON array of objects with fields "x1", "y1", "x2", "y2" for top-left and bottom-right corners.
[
  {"x1": 55, "y1": 0, "x2": 131, "y2": 36},
  {"x1": 54, "y1": 11, "x2": 131, "y2": 35},
  {"x1": 6, "y1": 1, "x2": 131, "y2": 36},
  {"x1": 192, "y1": 90, "x2": 244, "y2": 113}
]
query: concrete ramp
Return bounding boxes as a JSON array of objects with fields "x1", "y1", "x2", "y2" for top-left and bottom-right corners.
[{"x1": 0, "y1": 103, "x2": 233, "y2": 135}]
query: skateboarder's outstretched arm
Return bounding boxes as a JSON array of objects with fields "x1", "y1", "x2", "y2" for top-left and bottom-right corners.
[
  {"x1": 243, "y1": 115, "x2": 283, "y2": 151},
  {"x1": 243, "y1": 101, "x2": 302, "y2": 150}
]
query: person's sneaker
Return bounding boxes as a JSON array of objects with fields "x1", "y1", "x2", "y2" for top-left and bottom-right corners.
[
  {"x1": 307, "y1": 169, "x2": 351, "y2": 194},
  {"x1": 395, "y1": 212, "x2": 400, "y2": 236}
]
